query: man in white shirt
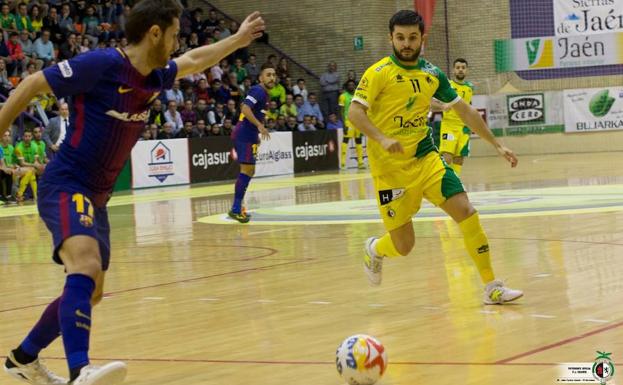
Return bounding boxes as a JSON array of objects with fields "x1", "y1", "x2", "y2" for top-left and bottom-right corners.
[
  {"x1": 292, "y1": 78, "x2": 308, "y2": 102},
  {"x1": 164, "y1": 100, "x2": 184, "y2": 135},
  {"x1": 164, "y1": 80, "x2": 184, "y2": 105}
]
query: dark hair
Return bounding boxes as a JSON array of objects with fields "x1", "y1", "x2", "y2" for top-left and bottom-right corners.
[
  {"x1": 125, "y1": 0, "x2": 183, "y2": 44},
  {"x1": 454, "y1": 58, "x2": 468, "y2": 66},
  {"x1": 260, "y1": 63, "x2": 275, "y2": 73},
  {"x1": 389, "y1": 10, "x2": 425, "y2": 34},
  {"x1": 297, "y1": 78, "x2": 305, "y2": 83}
]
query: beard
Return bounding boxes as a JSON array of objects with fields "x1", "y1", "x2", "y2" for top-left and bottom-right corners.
[
  {"x1": 392, "y1": 43, "x2": 422, "y2": 62},
  {"x1": 455, "y1": 73, "x2": 465, "y2": 81},
  {"x1": 150, "y1": 37, "x2": 170, "y2": 68}
]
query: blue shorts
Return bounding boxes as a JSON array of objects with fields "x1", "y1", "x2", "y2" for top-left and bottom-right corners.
[
  {"x1": 37, "y1": 182, "x2": 111, "y2": 271},
  {"x1": 234, "y1": 141, "x2": 258, "y2": 165}
]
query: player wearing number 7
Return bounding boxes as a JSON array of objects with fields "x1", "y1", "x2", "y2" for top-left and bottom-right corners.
[
  {"x1": 349, "y1": 10, "x2": 523, "y2": 305},
  {"x1": 0, "y1": 2, "x2": 265, "y2": 385}
]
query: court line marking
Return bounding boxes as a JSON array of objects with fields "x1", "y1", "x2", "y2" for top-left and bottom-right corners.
[{"x1": 495, "y1": 319, "x2": 623, "y2": 364}]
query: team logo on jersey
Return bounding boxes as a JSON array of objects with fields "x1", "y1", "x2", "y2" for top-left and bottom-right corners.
[
  {"x1": 79, "y1": 214, "x2": 94, "y2": 228},
  {"x1": 396, "y1": 74, "x2": 405, "y2": 83},
  {"x1": 405, "y1": 96, "x2": 417, "y2": 111},
  {"x1": 59, "y1": 60, "x2": 73, "y2": 78},
  {"x1": 426, "y1": 76, "x2": 433, "y2": 84},
  {"x1": 378, "y1": 188, "x2": 405, "y2": 205},
  {"x1": 117, "y1": 86, "x2": 133, "y2": 94}
]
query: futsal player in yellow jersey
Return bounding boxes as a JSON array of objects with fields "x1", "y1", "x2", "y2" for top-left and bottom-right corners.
[
  {"x1": 437, "y1": 58, "x2": 474, "y2": 176},
  {"x1": 349, "y1": 10, "x2": 523, "y2": 304}
]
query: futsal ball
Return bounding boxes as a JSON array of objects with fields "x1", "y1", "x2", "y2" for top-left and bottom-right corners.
[{"x1": 335, "y1": 334, "x2": 388, "y2": 385}]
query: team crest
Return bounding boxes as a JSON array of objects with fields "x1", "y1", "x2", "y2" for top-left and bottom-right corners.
[
  {"x1": 593, "y1": 351, "x2": 615, "y2": 384},
  {"x1": 79, "y1": 214, "x2": 94, "y2": 228},
  {"x1": 396, "y1": 74, "x2": 405, "y2": 83}
]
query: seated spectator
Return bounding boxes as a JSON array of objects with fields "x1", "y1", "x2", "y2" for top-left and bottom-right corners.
[
  {"x1": 148, "y1": 99, "x2": 166, "y2": 127},
  {"x1": 298, "y1": 115, "x2": 316, "y2": 132},
  {"x1": 221, "y1": 118, "x2": 233, "y2": 136},
  {"x1": 6, "y1": 32, "x2": 26, "y2": 76},
  {"x1": 218, "y1": 19, "x2": 231, "y2": 39},
  {"x1": 0, "y1": 143, "x2": 14, "y2": 203},
  {"x1": 275, "y1": 115, "x2": 287, "y2": 131},
  {"x1": 279, "y1": 94, "x2": 297, "y2": 119},
  {"x1": 194, "y1": 98, "x2": 210, "y2": 123},
  {"x1": 30, "y1": 5, "x2": 44, "y2": 35},
  {"x1": 188, "y1": 32, "x2": 200, "y2": 49},
  {"x1": 215, "y1": 79, "x2": 232, "y2": 105},
  {"x1": 298, "y1": 93, "x2": 323, "y2": 123},
  {"x1": 15, "y1": 3, "x2": 34, "y2": 37},
  {"x1": 231, "y1": 58, "x2": 247, "y2": 84},
  {"x1": 265, "y1": 100, "x2": 279, "y2": 121},
  {"x1": 293, "y1": 78, "x2": 308, "y2": 102},
  {"x1": 276, "y1": 57, "x2": 290, "y2": 82},
  {"x1": 239, "y1": 77, "x2": 252, "y2": 97},
  {"x1": 196, "y1": 119, "x2": 208, "y2": 137},
  {"x1": 293, "y1": 94, "x2": 305, "y2": 122},
  {"x1": 180, "y1": 100, "x2": 196, "y2": 124},
  {"x1": 283, "y1": 76, "x2": 294, "y2": 96},
  {"x1": 177, "y1": 121, "x2": 197, "y2": 138},
  {"x1": 139, "y1": 127, "x2": 152, "y2": 141},
  {"x1": 21, "y1": 62, "x2": 37, "y2": 79},
  {"x1": 14, "y1": 129, "x2": 40, "y2": 202},
  {"x1": 59, "y1": 33, "x2": 79, "y2": 60},
  {"x1": 209, "y1": 102, "x2": 225, "y2": 125},
  {"x1": 268, "y1": 78, "x2": 286, "y2": 105},
  {"x1": 165, "y1": 80, "x2": 185, "y2": 105},
  {"x1": 82, "y1": 5, "x2": 102, "y2": 46},
  {"x1": 18, "y1": 30, "x2": 40, "y2": 69},
  {"x1": 266, "y1": 118, "x2": 276, "y2": 132},
  {"x1": 148, "y1": 124, "x2": 159, "y2": 140},
  {"x1": 244, "y1": 53, "x2": 259, "y2": 82},
  {"x1": 285, "y1": 116, "x2": 298, "y2": 131},
  {"x1": 182, "y1": 84, "x2": 197, "y2": 104},
  {"x1": 224, "y1": 98, "x2": 239, "y2": 124},
  {"x1": 195, "y1": 78, "x2": 210, "y2": 101},
  {"x1": 43, "y1": 6, "x2": 63, "y2": 45},
  {"x1": 58, "y1": 3, "x2": 76, "y2": 36},
  {"x1": 326, "y1": 112, "x2": 343, "y2": 130},
  {"x1": 0, "y1": 58, "x2": 14, "y2": 97},
  {"x1": 79, "y1": 36, "x2": 91, "y2": 53},
  {"x1": 33, "y1": 29, "x2": 56, "y2": 67},
  {"x1": 203, "y1": 9, "x2": 219, "y2": 34},
  {"x1": 32, "y1": 126, "x2": 49, "y2": 173},
  {"x1": 311, "y1": 115, "x2": 325, "y2": 130},
  {"x1": 209, "y1": 123, "x2": 222, "y2": 136},
  {"x1": 0, "y1": 4, "x2": 17, "y2": 33},
  {"x1": 164, "y1": 101, "x2": 184, "y2": 135},
  {"x1": 157, "y1": 122, "x2": 176, "y2": 139}
]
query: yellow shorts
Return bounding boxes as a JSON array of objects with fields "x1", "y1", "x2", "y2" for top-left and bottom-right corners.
[
  {"x1": 439, "y1": 122, "x2": 470, "y2": 157},
  {"x1": 374, "y1": 151, "x2": 465, "y2": 231},
  {"x1": 343, "y1": 124, "x2": 362, "y2": 139}
]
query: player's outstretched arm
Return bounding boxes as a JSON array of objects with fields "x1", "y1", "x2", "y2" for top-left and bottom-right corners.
[
  {"x1": 0, "y1": 72, "x2": 52, "y2": 138},
  {"x1": 430, "y1": 98, "x2": 450, "y2": 112},
  {"x1": 349, "y1": 101, "x2": 403, "y2": 154},
  {"x1": 453, "y1": 99, "x2": 518, "y2": 167},
  {"x1": 175, "y1": 12, "x2": 265, "y2": 79}
]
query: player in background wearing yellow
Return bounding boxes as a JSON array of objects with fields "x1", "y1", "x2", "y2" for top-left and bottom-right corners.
[
  {"x1": 339, "y1": 79, "x2": 364, "y2": 169},
  {"x1": 435, "y1": 58, "x2": 473, "y2": 176},
  {"x1": 349, "y1": 10, "x2": 523, "y2": 305}
]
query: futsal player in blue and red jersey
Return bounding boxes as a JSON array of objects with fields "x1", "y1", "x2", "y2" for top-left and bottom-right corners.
[
  {"x1": 0, "y1": 1, "x2": 265, "y2": 384},
  {"x1": 228, "y1": 64, "x2": 275, "y2": 223}
]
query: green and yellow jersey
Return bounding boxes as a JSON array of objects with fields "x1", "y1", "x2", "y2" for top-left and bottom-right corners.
[
  {"x1": 14, "y1": 141, "x2": 39, "y2": 165},
  {"x1": 34, "y1": 139, "x2": 47, "y2": 163},
  {"x1": 353, "y1": 55, "x2": 459, "y2": 176},
  {"x1": 0, "y1": 143, "x2": 15, "y2": 167},
  {"x1": 338, "y1": 91, "x2": 354, "y2": 128},
  {"x1": 442, "y1": 80, "x2": 474, "y2": 128}
]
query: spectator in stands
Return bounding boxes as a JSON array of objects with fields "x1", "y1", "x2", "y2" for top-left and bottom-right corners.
[
  {"x1": 43, "y1": 102, "x2": 70, "y2": 154},
  {"x1": 75, "y1": 0, "x2": 89, "y2": 22},
  {"x1": 225, "y1": 98, "x2": 239, "y2": 124},
  {"x1": 298, "y1": 93, "x2": 323, "y2": 123},
  {"x1": 177, "y1": 121, "x2": 197, "y2": 138},
  {"x1": 276, "y1": 57, "x2": 289, "y2": 82},
  {"x1": 32, "y1": 126, "x2": 48, "y2": 173},
  {"x1": 6, "y1": 32, "x2": 26, "y2": 76},
  {"x1": 43, "y1": 6, "x2": 62, "y2": 44},
  {"x1": 311, "y1": 115, "x2": 325, "y2": 130},
  {"x1": 265, "y1": 100, "x2": 279, "y2": 121},
  {"x1": 98, "y1": 0, "x2": 116, "y2": 30},
  {"x1": 222, "y1": 118, "x2": 233, "y2": 136},
  {"x1": 29, "y1": 5, "x2": 43, "y2": 35},
  {"x1": 0, "y1": 4, "x2": 17, "y2": 32},
  {"x1": 33, "y1": 29, "x2": 55, "y2": 67},
  {"x1": 218, "y1": 19, "x2": 231, "y2": 39},
  {"x1": 279, "y1": 94, "x2": 297, "y2": 119},
  {"x1": 293, "y1": 78, "x2": 308, "y2": 102},
  {"x1": 116, "y1": 4, "x2": 131, "y2": 38},
  {"x1": 239, "y1": 76, "x2": 252, "y2": 97},
  {"x1": 231, "y1": 57, "x2": 247, "y2": 84},
  {"x1": 180, "y1": 99, "x2": 196, "y2": 124},
  {"x1": 326, "y1": 112, "x2": 343, "y2": 129},
  {"x1": 269, "y1": 78, "x2": 286, "y2": 105},
  {"x1": 148, "y1": 124, "x2": 159, "y2": 140},
  {"x1": 275, "y1": 115, "x2": 287, "y2": 131},
  {"x1": 15, "y1": 3, "x2": 34, "y2": 38},
  {"x1": 18, "y1": 30, "x2": 40, "y2": 70},
  {"x1": 345, "y1": 69, "x2": 358, "y2": 86},
  {"x1": 79, "y1": 35, "x2": 90, "y2": 53},
  {"x1": 165, "y1": 80, "x2": 185, "y2": 105},
  {"x1": 203, "y1": 8, "x2": 219, "y2": 34},
  {"x1": 320, "y1": 61, "x2": 340, "y2": 117},
  {"x1": 285, "y1": 116, "x2": 298, "y2": 131},
  {"x1": 266, "y1": 54, "x2": 278, "y2": 68},
  {"x1": 59, "y1": 32, "x2": 79, "y2": 60},
  {"x1": 294, "y1": 94, "x2": 305, "y2": 122},
  {"x1": 266, "y1": 118, "x2": 276, "y2": 132},
  {"x1": 190, "y1": 8, "x2": 204, "y2": 35},
  {"x1": 182, "y1": 84, "x2": 196, "y2": 104},
  {"x1": 0, "y1": 58, "x2": 14, "y2": 97},
  {"x1": 0, "y1": 33, "x2": 9, "y2": 60},
  {"x1": 215, "y1": 79, "x2": 232, "y2": 105},
  {"x1": 21, "y1": 62, "x2": 36, "y2": 79},
  {"x1": 196, "y1": 119, "x2": 208, "y2": 137},
  {"x1": 210, "y1": 102, "x2": 226, "y2": 125},
  {"x1": 210, "y1": 58, "x2": 227, "y2": 81},
  {"x1": 209, "y1": 123, "x2": 222, "y2": 136},
  {"x1": 119, "y1": 37, "x2": 128, "y2": 49},
  {"x1": 148, "y1": 99, "x2": 166, "y2": 127},
  {"x1": 82, "y1": 5, "x2": 102, "y2": 46},
  {"x1": 14, "y1": 129, "x2": 40, "y2": 202},
  {"x1": 164, "y1": 100, "x2": 184, "y2": 135},
  {"x1": 139, "y1": 127, "x2": 152, "y2": 141},
  {"x1": 298, "y1": 115, "x2": 316, "y2": 132},
  {"x1": 188, "y1": 32, "x2": 200, "y2": 49},
  {"x1": 227, "y1": 72, "x2": 242, "y2": 102},
  {"x1": 194, "y1": 98, "x2": 210, "y2": 123},
  {"x1": 283, "y1": 76, "x2": 294, "y2": 95},
  {"x1": 0, "y1": 142, "x2": 14, "y2": 203},
  {"x1": 195, "y1": 78, "x2": 210, "y2": 102},
  {"x1": 244, "y1": 53, "x2": 259, "y2": 82},
  {"x1": 158, "y1": 122, "x2": 176, "y2": 139},
  {"x1": 58, "y1": 3, "x2": 76, "y2": 36}
]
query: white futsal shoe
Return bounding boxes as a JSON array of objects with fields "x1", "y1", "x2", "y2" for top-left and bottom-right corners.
[
  {"x1": 4, "y1": 351, "x2": 67, "y2": 385},
  {"x1": 70, "y1": 362, "x2": 127, "y2": 385},
  {"x1": 363, "y1": 237, "x2": 384, "y2": 286},
  {"x1": 483, "y1": 279, "x2": 524, "y2": 305}
]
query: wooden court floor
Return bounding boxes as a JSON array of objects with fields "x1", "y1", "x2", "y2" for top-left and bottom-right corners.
[{"x1": 0, "y1": 152, "x2": 622, "y2": 385}]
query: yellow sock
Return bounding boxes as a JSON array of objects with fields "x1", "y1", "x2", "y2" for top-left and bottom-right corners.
[
  {"x1": 458, "y1": 212, "x2": 495, "y2": 283},
  {"x1": 341, "y1": 142, "x2": 348, "y2": 167},
  {"x1": 451, "y1": 163, "x2": 462, "y2": 176},
  {"x1": 17, "y1": 171, "x2": 32, "y2": 196},
  {"x1": 29, "y1": 174, "x2": 37, "y2": 200},
  {"x1": 374, "y1": 233, "x2": 401, "y2": 258},
  {"x1": 355, "y1": 143, "x2": 363, "y2": 166}
]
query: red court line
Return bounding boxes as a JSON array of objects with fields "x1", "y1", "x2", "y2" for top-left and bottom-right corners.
[{"x1": 496, "y1": 319, "x2": 623, "y2": 364}]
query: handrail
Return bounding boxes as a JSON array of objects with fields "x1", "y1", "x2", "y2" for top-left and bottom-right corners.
[
  {"x1": 0, "y1": 92, "x2": 46, "y2": 128},
  {"x1": 197, "y1": 1, "x2": 320, "y2": 80}
]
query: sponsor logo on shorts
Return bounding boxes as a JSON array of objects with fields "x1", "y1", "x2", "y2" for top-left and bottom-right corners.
[
  {"x1": 477, "y1": 244, "x2": 490, "y2": 254},
  {"x1": 378, "y1": 188, "x2": 405, "y2": 205}
]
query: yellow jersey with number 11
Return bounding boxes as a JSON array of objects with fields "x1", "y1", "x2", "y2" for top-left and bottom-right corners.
[{"x1": 352, "y1": 55, "x2": 459, "y2": 176}]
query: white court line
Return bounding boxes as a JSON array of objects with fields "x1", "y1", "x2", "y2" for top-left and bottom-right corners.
[
  {"x1": 257, "y1": 299, "x2": 276, "y2": 303},
  {"x1": 199, "y1": 298, "x2": 220, "y2": 301},
  {"x1": 368, "y1": 304, "x2": 385, "y2": 308},
  {"x1": 532, "y1": 273, "x2": 552, "y2": 278},
  {"x1": 479, "y1": 310, "x2": 498, "y2": 314},
  {"x1": 531, "y1": 314, "x2": 556, "y2": 319},
  {"x1": 35, "y1": 296, "x2": 56, "y2": 299},
  {"x1": 308, "y1": 301, "x2": 331, "y2": 305},
  {"x1": 248, "y1": 228, "x2": 282, "y2": 235},
  {"x1": 583, "y1": 319, "x2": 609, "y2": 324},
  {"x1": 422, "y1": 306, "x2": 442, "y2": 310},
  {"x1": 142, "y1": 297, "x2": 164, "y2": 300}
]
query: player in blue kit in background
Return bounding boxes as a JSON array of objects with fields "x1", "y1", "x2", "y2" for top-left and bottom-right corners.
[
  {"x1": 0, "y1": 1, "x2": 265, "y2": 384},
  {"x1": 228, "y1": 64, "x2": 275, "y2": 223}
]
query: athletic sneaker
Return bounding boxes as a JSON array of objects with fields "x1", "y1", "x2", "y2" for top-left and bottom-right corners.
[
  {"x1": 483, "y1": 280, "x2": 524, "y2": 305},
  {"x1": 4, "y1": 351, "x2": 66, "y2": 385},
  {"x1": 70, "y1": 362, "x2": 127, "y2": 385},
  {"x1": 228, "y1": 209, "x2": 250, "y2": 223},
  {"x1": 363, "y1": 237, "x2": 383, "y2": 286}
]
